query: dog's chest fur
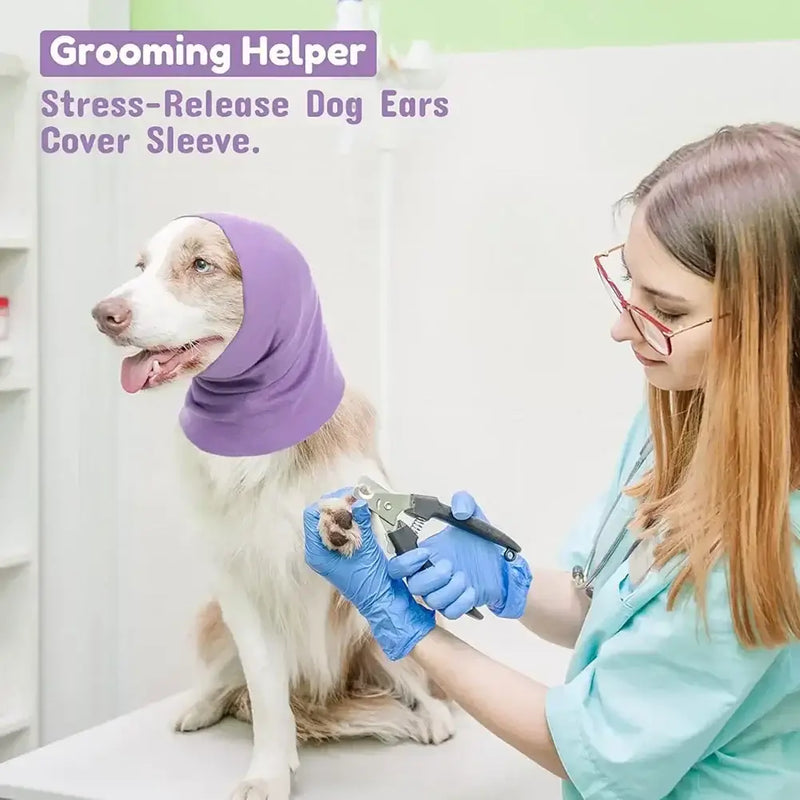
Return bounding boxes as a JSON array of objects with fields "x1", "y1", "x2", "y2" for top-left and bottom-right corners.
[{"x1": 174, "y1": 429, "x2": 384, "y2": 691}]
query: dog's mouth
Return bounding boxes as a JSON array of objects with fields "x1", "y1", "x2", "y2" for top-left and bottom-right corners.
[{"x1": 120, "y1": 336, "x2": 224, "y2": 393}]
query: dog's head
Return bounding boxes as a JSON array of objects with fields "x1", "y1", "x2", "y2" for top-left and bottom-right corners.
[{"x1": 91, "y1": 217, "x2": 244, "y2": 393}]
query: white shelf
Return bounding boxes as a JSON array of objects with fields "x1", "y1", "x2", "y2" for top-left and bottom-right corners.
[
  {"x1": 0, "y1": 343, "x2": 35, "y2": 392},
  {"x1": 0, "y1": 717, "x2": 29, "y2": 740},
  {"x1": 0, "y1": 236, "x2": 31, "y2": 251},
  {"x1": 0, "y1": 54, "x2": 26, "y2": 79},
  {"x1": 0, "y1": 381, "x2": 31, "y2": 394},
  {"x1": 0, "y1": 365, "x2": 33, "y2": 393},
  {"x1": 0, "y1": 717, "x2": 29, "y2": 741},
  {"x1": 0, "y1": 550, "x2": 31, "y2": 571}
]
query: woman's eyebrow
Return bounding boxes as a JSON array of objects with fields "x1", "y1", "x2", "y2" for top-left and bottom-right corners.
[{"x1": 621, "y1": 247, "x2": 688, "y2": 304}]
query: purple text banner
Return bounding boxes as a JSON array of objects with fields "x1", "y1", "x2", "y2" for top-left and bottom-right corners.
[{"x1": 40, "y1": 30, "x2": 378, "y2": 78}]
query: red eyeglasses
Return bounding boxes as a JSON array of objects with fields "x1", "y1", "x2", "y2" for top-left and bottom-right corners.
[{"x1": 594, "y1": 243, "x2": 713, "y2": 357}]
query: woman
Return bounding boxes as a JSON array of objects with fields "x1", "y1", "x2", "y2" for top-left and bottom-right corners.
[{"x1": 303, "y1": 121, "x2": 800, "y2": 799}]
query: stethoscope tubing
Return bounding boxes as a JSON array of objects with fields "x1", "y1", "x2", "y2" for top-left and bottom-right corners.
[{"x1": 572, "y1": 438, "x2": 654, "y2": 596}]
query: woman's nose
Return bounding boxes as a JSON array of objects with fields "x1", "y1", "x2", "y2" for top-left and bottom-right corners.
[{"x1": 610, "y1": 309, "x2": 641, "y2": 343}]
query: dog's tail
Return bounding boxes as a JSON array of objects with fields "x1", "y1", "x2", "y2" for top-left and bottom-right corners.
[{"x1": 223, "y1": 683, "x2": 433, "y2": 744}]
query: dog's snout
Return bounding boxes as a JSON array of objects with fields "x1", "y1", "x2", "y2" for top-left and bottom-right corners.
[{"x1": 92, "y1": 297, "x2": 132, "y2": 336}]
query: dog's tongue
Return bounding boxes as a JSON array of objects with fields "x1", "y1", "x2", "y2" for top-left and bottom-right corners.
[{"x1": 121, "y1": 350, "x2": 162, "y2": 394}]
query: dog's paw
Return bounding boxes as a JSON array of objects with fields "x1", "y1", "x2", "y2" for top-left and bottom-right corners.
[
  {"x1": 414, "y1": 698, "x2": 456, "y2": 745},
  {"x1": 174, "y1": 698, "x2": 225, "y2": 733},
  {"x1": 318, "y1": 494, "x2": 361, "y2": 557},
  {"x1": 229, "y1": 779, "x2": 271, "y2": 800},
  {"x1": 229, "y1": 772, "x2": 290, "y2": 800}
]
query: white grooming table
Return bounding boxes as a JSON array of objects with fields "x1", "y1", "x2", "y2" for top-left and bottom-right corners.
[{"x1": 0, "y1": 692, "x2": 559, "y2": 800}]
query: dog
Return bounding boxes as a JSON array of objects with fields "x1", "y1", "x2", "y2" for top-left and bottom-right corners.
[{"x1": 90, "y1": 215, "x2": 455, "y2": 800}]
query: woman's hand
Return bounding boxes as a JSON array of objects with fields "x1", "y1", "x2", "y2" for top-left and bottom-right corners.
[
  {"x1": 387, "y1": 491, "x2": 532, "y2": 619},
  {"x1": 303, "y1": 489, "x2": 436, "y2": 661}
]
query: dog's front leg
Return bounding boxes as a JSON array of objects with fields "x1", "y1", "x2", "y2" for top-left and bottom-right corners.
[{"x1": 217, "y1": 575, "x2": 296, "y2": 800}]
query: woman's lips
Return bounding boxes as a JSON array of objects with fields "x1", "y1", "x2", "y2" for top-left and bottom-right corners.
[{"x1": 633, "y1": 350, "x2": 664, "y2": 367}]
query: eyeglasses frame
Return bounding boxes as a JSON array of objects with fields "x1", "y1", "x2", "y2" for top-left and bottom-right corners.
[{"x1": 594, "y1": 243, "x2": 713, "y2": 356}]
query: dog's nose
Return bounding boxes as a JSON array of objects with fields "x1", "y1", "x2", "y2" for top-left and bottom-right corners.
[{"x1": 92, "y1": 297, "x2": 132, "y2": 336}]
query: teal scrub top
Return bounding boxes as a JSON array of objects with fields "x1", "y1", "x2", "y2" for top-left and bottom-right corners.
[{"x1": 545, "y1": 405, "x2": 800, "y2": 799}]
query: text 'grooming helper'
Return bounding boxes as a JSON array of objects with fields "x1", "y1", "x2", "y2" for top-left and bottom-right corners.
[
  {"x1": 355, "y1": 476, "x2": 523, "y2": 620},
  {"x1": 571, "y1": 436, "x2": 654, "y2": 598}
]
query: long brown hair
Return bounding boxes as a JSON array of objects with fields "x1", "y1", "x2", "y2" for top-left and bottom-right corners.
[{"x1": 617, "y1": 122, "x2": 800, "y2": 648}]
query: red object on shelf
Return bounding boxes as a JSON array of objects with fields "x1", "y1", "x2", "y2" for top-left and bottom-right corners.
[{"x1": 0, "y1": 296, "x2": 9, "y2": 340}]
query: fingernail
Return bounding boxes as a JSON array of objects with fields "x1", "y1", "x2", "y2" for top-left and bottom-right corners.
[{"x1": 451, "y1": 491, "x2": 472, "y2": 518}]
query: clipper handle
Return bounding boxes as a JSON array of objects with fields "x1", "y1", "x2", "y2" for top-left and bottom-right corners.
[
  {"x1": 411, "y1": 496, "x2": 521, "y2": 560},
  {"x1": 389, "y1": 522, "x2": 484, "y2": 620}
]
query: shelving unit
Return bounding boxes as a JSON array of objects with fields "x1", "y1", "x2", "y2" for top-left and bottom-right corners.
[
  {"x1": 0, "y1": 549, "x2": 31, "y2": 570},
  {"x1": 0, "y1": 236, "x2": 31, "y2": 251},
  {"x1": 0, "y1": 47, "x2": 39, "y2": 764},
  {"x1": 0, "y1": 716, "x2": 29, "y2": 741}
]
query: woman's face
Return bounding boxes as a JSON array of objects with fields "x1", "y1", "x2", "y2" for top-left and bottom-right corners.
[{"x1": 610, "y1": 209, "x2": 715, "y2": 391}]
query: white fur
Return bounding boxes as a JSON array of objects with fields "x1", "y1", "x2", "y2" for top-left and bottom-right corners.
[
  {"x1": 96, "y1": 219, "x2": 455, "y2": 800},
  {"x1": 111, "y1": 217, "x2": 218, "y2": 350},
  {"x1": 176, "y1": 444, "x2": 387, "y2": 796}
]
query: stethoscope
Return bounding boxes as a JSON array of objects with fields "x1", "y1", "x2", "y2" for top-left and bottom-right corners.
[{"x1": 571, "y1": 437, "x2": 654, "y2": 598}]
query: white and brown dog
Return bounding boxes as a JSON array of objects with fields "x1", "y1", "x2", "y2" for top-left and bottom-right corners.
[{"x1": 91, "y1": 214, "x2": 454, "y2": 800}]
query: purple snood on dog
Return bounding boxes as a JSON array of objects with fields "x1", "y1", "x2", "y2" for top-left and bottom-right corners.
[{"x1": 178, "y1": 212, "x2": 345, "y2": 457}]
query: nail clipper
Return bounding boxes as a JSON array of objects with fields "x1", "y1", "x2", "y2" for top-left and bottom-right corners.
[{"x1": 354, "y1": 476, "x2": 523, "y2": 620}]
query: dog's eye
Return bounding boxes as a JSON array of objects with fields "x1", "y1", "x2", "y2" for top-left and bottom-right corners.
[
  {"x1": 135, "y1": 261, "x2": 144, "y2": 271},
  {"x1": 193, "y1": 258, "x2": 213, "y2": 274}
]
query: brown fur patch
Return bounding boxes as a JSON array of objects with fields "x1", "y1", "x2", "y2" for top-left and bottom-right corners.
[
  {"x1": 224, "y1": 685, "x2": 253, "y2": 723},
  {"x1": 288, "y1": 387, "x2": 387, "y2": 481},
  {"x1": 196, "y1": 600, "x2": 229, "y2": 666},
  {"x1": 169, "y1": 219, "x2": 243, "y2": 281},
  {"x1": 162, "y1": 219, "x2": 244, "y2": 330}
]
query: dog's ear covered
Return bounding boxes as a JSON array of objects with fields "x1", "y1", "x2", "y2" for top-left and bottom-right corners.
[{"x1": 178, "y1": 213, "x2": 345, "y2": 458}]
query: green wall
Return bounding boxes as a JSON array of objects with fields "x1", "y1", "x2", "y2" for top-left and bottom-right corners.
[{"x1": 130, "y1": 0, "x2": 800, "y2": 53}]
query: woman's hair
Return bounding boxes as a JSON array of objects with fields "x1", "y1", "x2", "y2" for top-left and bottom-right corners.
[{"x1": 617, "y1": 121, "x2": 800, "y2": 649}]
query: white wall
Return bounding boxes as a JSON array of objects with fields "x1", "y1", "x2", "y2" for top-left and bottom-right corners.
[{"x1": 27, "y1": 27, "x2": 800, "y2": 796}]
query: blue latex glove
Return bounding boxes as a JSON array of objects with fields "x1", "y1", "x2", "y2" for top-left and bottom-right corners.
[
  {"x1": 387, "y1": 491, "x2": 532, "y2": 619},
  {"x1": 303, "y1": 489, "x2": 435, "y2": 661}
]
